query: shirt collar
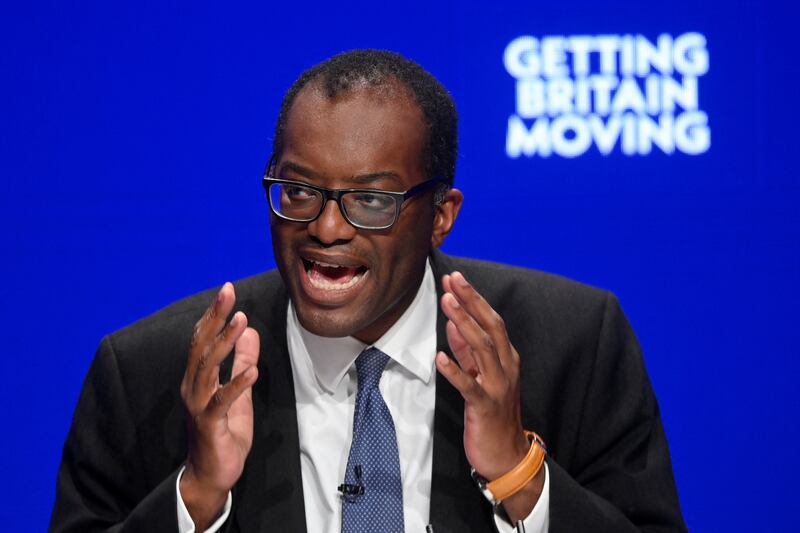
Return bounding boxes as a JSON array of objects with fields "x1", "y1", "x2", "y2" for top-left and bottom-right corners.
[{"x1": 288, "y1": 260, "x2": 437, "y2": 394}]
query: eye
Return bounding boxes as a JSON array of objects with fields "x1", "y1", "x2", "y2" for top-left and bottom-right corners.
[
  {"x1": 351, "y1": 192, "x2": 394, "y2": 210},
  {"x1": 284, "y1": 184, "x2": 315, "y2": 201}
]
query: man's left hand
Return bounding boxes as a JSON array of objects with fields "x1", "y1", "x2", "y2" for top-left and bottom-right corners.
[{"x1": 435, "y1": 271, "x2": 544, "y2": 522}]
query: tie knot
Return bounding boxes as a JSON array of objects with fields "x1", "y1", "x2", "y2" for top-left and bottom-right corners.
[{"x1": 355, "y1": 347, "x2": 390, "y2": 391}]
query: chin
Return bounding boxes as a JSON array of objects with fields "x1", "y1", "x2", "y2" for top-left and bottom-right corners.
[{"x1": 295, "y1": 304, "x2": 370, "y2": 339}]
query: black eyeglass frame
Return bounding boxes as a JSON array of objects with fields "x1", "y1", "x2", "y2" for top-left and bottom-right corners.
[{"x1": 262, "y1": 158, "x2": 447, "y2": 231}]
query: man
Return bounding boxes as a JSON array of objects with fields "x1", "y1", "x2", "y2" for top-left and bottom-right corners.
[{"x1": 51, "y1": 50, "x2": 686, "y2": 532}]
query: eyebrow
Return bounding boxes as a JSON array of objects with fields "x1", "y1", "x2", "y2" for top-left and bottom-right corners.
[
  {"x1": 279, "y1": 161, "x2": 404, "y2": 187},
  {"x1": 280, "y1": 161, "x2": 319, "y2": 179},
  {"x1": 348, "y1": 172, "x2": 403, "y2": 186}
]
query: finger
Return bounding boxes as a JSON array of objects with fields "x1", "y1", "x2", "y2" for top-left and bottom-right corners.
[
  {"x1": 441, "y1": 291, "x2": 504, "y2": 380},
  {"x1": 199, "y1": 282, "x2": 236, "y2": 344},
  {"x1": 448, "y1": 271, "x2": 515, "y2": 371},
  {"x1": 231, "y1": 327, "x2": 260, "y2": 395},
  {"x1": 193, "y1": 311, "x2": 248, "y2": 396},
  {"x1": 435, "y1": 351, "x2": 486, "y2": 404},
  {"x1": 204, "y1": 365, "x2": 259, "y2": 421},
  {"x1": 186, "y1": 282, "x2": 236, "y2": 386},
  {"x1": 445, "y1": 320, "x2": 479, "y2": 378},
  {"x1": 442, "y1": 273, "x2": 453, "y2": 294},
  {"x1": 229, "y1": 327, "x2": 261, "y2": 425}
]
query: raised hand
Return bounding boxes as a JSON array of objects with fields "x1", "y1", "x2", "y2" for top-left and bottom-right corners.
[
  {"x1": 435, "y1": 271, "x2": 543, "y2": 521},
  {"x1": 179, "y1": 282, "x2": 260, "y2": 530}
]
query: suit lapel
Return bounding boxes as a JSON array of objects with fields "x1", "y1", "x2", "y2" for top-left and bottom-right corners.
[
  {"x1": 232, "y1": 279, "x2": 308, "y2": 533},
  {"x1": 428, "y1": 252, "x2": 495, "y2": 533}
]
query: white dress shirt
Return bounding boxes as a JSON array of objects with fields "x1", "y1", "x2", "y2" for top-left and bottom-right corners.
[{"x1": 177, "y1": 261, "x2": 549, "y2": 532}]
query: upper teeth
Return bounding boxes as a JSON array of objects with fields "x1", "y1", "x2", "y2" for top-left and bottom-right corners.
[{"x1": 313, "y1": 260, "x2": 341, "y2": 268}]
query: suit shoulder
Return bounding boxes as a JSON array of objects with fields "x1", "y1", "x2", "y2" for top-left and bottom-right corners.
[
  {"x1": 437, "y1": 254, "x2": 622, "y2": 354},
  {"x1": 444, "y1": 254, "x2": 611, "y2": 309},
  {"x1": 106, "y1": 269, "x2": 283, "y2": 359}
]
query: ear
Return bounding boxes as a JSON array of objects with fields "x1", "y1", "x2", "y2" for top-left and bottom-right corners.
[{"x1": 431, "y1": 188, "x2": 463, "y2": 249}]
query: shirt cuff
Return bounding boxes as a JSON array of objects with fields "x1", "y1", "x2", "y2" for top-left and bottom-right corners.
[
  {"x1": 175, "y1": 465, "x2": 233, "y2": 533},
  {"x1": 493, "y1": 462, "x2": 550, "y2": 533}
]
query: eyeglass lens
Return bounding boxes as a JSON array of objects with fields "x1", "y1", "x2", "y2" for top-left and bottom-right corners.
[{"x1": 268, "y1": 182, "x2": 398, "y2": 229}]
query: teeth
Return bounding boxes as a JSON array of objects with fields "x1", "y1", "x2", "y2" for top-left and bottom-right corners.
[
  {"x1": 308, "y1": 271, "x2": 363, "y2": 290},
  {"x1": 313, "y1": 260, "x2": 342, "y2": 268}
]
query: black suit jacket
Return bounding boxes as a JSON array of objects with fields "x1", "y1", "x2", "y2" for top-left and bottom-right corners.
[{"x1": 51, "y1": 251, "x2": 687, "y2": 532}]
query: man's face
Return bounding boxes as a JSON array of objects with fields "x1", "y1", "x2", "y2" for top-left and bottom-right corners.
[{"x1": 270, "y1": 82, "x2": 443, "y2": 344}]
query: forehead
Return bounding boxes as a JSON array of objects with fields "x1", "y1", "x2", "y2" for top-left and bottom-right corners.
[{"x1": 281, "y1": 80, "x2": 427, "y2": 186}]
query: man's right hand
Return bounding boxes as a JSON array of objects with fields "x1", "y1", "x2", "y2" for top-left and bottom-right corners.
[{"x1": 179, "y1": 282, "x2": 260, "y2": 530}]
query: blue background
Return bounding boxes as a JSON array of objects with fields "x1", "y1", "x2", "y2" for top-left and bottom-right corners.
[{"x1": 2, "y1": 1, "x2": 798, "y2": 531}]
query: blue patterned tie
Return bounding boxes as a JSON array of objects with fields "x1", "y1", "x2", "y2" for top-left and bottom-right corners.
[{"x1": 341, "y1": 347, "x2": 405, "y2": 533}]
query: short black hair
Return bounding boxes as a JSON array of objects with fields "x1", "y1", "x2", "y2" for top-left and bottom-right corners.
[{"x1": 272, "y1": 49, "x2": 458, "y2": 187}]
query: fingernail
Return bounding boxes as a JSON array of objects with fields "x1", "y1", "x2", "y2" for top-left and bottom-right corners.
[
  {"x1": 437, "y1": 352, "x2": 449, "y2": 366},
  {"x1": 455, "y1": 272, "x2": 469, "y2": 287}
]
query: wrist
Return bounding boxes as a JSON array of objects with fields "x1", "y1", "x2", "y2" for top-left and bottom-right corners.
[
  {"x1": 478, "y1": 430, "x2": 531, "y2": 481},
  {"x1": 471, "y1": 430, "x2": 547, "y2": 510},
  {"x1": 501, "y1": 463, "x2": 545, "y2": 523},
  {"x1": 180, "y1": 466, "x2": 228, "y2": 530}
]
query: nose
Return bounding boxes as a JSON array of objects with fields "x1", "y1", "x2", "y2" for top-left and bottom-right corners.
[{"x1": 307, "y1": 199, "x2": 358, "y2": 245}]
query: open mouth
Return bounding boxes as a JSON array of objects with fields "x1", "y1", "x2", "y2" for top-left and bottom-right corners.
[{"x1": 302, "y1": 258, "x2": 368, "y2": 290}]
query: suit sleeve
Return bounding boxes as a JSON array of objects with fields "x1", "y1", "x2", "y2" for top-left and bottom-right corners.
[
  {"x1": 49, "y1": 336, "x2": 182, "y2": 533},
  {"x1": 547, "y1": 293, "x2": 687, "y2": 533}
]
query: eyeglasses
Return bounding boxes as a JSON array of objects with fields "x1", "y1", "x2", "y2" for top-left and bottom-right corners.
[{"x1": 262, "y1": 159, "x2": 446, "y2": 230}]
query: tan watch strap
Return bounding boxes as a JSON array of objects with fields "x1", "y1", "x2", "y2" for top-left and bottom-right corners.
[{"x1": 485, "y1": 430, "x2": 547, "y2": 502}]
